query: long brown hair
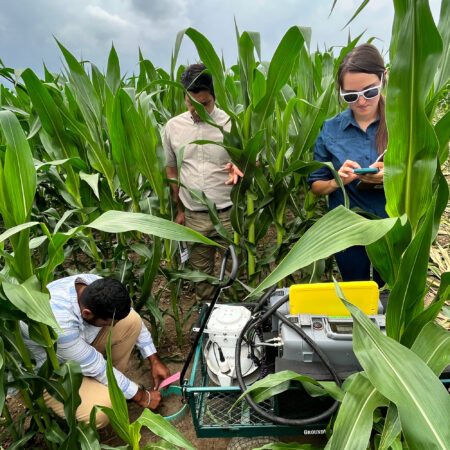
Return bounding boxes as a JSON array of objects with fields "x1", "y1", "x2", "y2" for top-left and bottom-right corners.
[{"x1": 337, "y1": 44, "x2": 388, "y2": 154}]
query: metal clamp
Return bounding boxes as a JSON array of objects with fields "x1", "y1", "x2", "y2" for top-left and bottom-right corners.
[{"x1": 254, "y1": 337, "x2": 284, "y2": 347}]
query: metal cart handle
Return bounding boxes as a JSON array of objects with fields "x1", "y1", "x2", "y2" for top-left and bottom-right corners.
[
  {"x1": 219, "y1": 245, "x2": 238, "y2": 286},
  {"x1": 180, "y1": 245, "x2": 238, "y2": 385}
]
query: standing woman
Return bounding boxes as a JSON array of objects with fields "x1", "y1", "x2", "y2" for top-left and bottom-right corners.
[{"x1": 308, "y1": 44, "x2": 388, "y2": 285}]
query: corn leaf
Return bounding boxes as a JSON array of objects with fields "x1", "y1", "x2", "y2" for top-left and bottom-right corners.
[
  {"x1": 341, "y1": 0, "x2": 370, "y2": 29},
  {"x1": 334, "y1": 281, "x2": 450, "y2": 450},
  {"x1": 401, "y1": 272, "x2": 450, "y2": 348},
  {"x1": 184, "y1": 28, "x2": 234, "y2": 119},
  {"x1": 435, "y1": 109, "x2": 450, "y2": 165},
  {"x1": 55, "y1": 360, "x2": 83, "y2": 445},
  {"x1": 86, "y1": 210, "x2": 220, "y2": 246},
  {"x1": 0, "y1": 339, "x2": 5, "y2": 412},
  {"x1": 79, "y1": 171, "x2": 100, "y2": 200},
  {"x1": 253, "y1": 27, "x2": 305, "y2": 128},
  {"x1": 333, "y1": 33, "x2": 364, "y2": 77},
  {"x1": 386, "y1": 191, "x2": 436, "y2": 342},
  {"x1": 0, "y1": 222, "x2": 39, "y2": 244},
  {"x1": 378, "y1": 404, "x2": 401, "y2": 450},
  {"x1": 384, "y1": 0, "x2": 443, "y2": 233},
  {"x1": 237, "y1": 31, "x2": 257, "y2": 109},
  {"x1": 106, "y1": 44, "x2": 120, "y2": 94},
  {"x1": 6, "y1": 433, "x2": 35, "y2": 449},
  {"x1": 136, "y1": 237, "x2": 162, "y2": 311},
  {"x1": 56, "y1": 39, "x2": 115, "y2": 190},
  {"x1": 108, "y1": 380, "x2": 135, "y2": 443},
  {"x1": 229, "y1": 131, "x2": 264, "y2": 234},
  {"x1": 290, "y1": 83, "x2": 334, "y2": 161},
  {"x1": 249, "y1": 206, "x2": 397, "y2": 298},
  {"x1": 411, "y1": 321, "x2": 450, "y2": 376},
  {"x1": 37, "y1": 230, "x2": 76, "y2": 287},
  {"x1": 91, "y1": 405, "x2": 132, "y2": 445},
  {"x1": 328, "y1": 373, "x2": 387, "y2": 450},
  {"x1": 2, "y1": 276, "x2": 58, "y2": 329},
  {"x1": 181, "y1": 183, "x2": 234, "y2": 243},
  {"x1": 0, "y1": 158, "x2": 14, "y2": 228},
  {"x1": 0, "y1": 110, "x2": 36, "y2": 225},
  {"x1": 35, "y1": 157, "x2": 88, "y2": 172},
  {"x1": 170, "y1": 29, "x2": 186, "y2": 77},
  {"x1": 108, "y1": 90, "x2": 140, "y2": 206},
  {"x1": 98, "y1": 325, "x2": 139, "y2": 447},
  {"x1": 429, "y1": 0, "x2": 450, "y2": 110},
  {"x1": 432, "y1": 167, "x2": 449, "y2": 240},
  {"x1": 137, "y1": 409, "x2": 195, "y2": 450},
  {"x1": 366, "y1": 215, "x2": 411, "y2": 287},
  {"x1": 115, "y1": 89, "x2": 165, "y2": 204},
  {"x1": 21, "y1": 69, "x2": 82, "y2": 201},
  {"x1": 56, "y1": 39, "x2": 102, "y2": 125},
  {"x1": 232, "y1": 370, "x2": 342, "y2": 409},
  {"x1": 76, "y1": 422, "x2": 101, "y2": 450},
  {"x1": 143, "y1": 441, "x2": 178, "y2": 450}
]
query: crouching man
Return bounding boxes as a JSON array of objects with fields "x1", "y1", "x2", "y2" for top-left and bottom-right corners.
[{"x1": 21, "y1": 274, "x2": 170, "y2": 428}]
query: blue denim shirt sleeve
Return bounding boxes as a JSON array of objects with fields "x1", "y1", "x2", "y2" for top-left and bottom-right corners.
[
  {"x1": 308, "y1": 129, "x2": 333, "y2": 183},
  {"x1": 308, "y1": 108, "x2": 388, "y2": 218}
]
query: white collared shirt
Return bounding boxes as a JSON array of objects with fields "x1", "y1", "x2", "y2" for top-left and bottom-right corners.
[
  {"x1": 20, "y1": 274, "x2": 156, "y2": 399},
  {"x1": 163, "y1": 106, "x2": 233, "y2": 211}
]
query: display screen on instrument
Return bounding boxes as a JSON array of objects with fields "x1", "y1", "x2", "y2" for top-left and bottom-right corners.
[{"x1": 330, "y1": 323, "x2": 353, "y2": 334}]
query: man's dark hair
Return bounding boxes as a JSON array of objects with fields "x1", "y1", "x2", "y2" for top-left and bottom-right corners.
[
  {"x1": 80, "y1": 278, "x2": 131, "y2": 321},
  {"x1": 180, "y1": 63, "x2": 215, "y2": 98}
]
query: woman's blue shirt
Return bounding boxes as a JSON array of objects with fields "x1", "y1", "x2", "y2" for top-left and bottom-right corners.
[{"x1": 308, "y1": 107, "x2": 388, "y2": 218}]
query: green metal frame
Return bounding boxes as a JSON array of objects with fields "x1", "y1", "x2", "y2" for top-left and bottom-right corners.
[{"x1": 182, "y1": 336, "x2": 329, "y2": 439}]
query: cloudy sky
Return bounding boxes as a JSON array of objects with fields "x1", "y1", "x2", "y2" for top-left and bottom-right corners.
[{"x1": 0, "y1": 0, "x2": 442, "y2": 78}]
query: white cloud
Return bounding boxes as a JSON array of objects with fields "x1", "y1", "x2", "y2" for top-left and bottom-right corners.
[
  {"x1": 0, "y1": 0, "x2": 444, "y2": 77},
  {"x1": 86, "y1": 5, "x2": 129, "y2": 27}
]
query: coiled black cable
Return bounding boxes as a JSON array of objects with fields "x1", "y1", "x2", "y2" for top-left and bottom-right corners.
[{"x1": 234, "y1": 292, "x2": 341, "y2": 425}]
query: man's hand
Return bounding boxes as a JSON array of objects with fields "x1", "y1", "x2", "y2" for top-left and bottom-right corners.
[
  {"x1": 225, "y1": 163, "x2": 244, "y2": 185},
  {"x1": 148, "y1": 354, "x2": 171, "y2": 390},
  {"x1": 132, "y1": 388, "x2": 162, "y2": 410}
]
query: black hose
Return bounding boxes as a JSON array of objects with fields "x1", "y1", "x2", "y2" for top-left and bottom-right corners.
[
  {"x1": 274, "y1": 311, "x2": 341, "y2": 387},
  {"x1": 248, "y1": 293, "x2": 341, "y2": 386},
  {"x1": 252, "y1": 285, "x2": 278, "y2": 314},
  {"x1": 234, "y1": 292, "x2": 340, "y2": 425}
]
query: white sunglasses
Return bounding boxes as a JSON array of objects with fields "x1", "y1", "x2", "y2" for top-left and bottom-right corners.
[{"x1": 340, "y1": 74, "x2": 384, "y2": 104}]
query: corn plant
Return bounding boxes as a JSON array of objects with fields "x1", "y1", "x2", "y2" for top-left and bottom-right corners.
[
  {"x1": 1, "y1": 0, "x2": 448, "y2": 446},
  {"x1": 88, "y1": 324, "x2": 194, "y2": 450},
  {"x1": 0, "y1": 106, "x2": 219, "y2": 447},
  {"x1": 169, "y1": 26, "x2": 354, "y2": 288},
  {"x1": 244, "y1": 1, "x2": 450, "y2": 448}
]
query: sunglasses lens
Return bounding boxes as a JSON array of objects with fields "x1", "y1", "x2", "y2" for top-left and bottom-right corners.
[
  {"x1": 364, "y1": 87, "x2": 380, "y2": 99},
  {"x1": 343, "y1": 93, "x2": 358, "y2": 103}
]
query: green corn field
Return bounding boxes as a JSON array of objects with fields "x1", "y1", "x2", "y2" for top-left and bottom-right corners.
[{"x1": 0, "y1": 0, "x2": 449, "y2": 448}]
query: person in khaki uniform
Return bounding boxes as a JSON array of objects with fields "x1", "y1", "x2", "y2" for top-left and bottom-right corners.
[
  {"x1": 163, "y1": 63, "x2": 242, "y2": 302},
  {"x1": 20, "y1": 275, "x2": 170, "y2": 428}
]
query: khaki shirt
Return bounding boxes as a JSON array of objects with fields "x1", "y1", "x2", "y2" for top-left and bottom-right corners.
[{"x1": 163, "y1": 107, "x2": 232, "y2": 211}]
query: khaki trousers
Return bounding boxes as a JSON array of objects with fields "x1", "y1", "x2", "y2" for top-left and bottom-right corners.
[
  {"x1": 184, "y1": 208, "x2": 233, "y2": 302},
  {"x1": 44, "y1": 310, "x2": 142, "y2": 429}
]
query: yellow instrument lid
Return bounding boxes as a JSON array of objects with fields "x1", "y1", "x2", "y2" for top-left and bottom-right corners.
[{"x1": 289, "y1": 281, "x2": 379, "y2": 316}]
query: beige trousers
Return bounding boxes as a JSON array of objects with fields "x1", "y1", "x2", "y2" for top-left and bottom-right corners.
[
  {"x1": 44, "y1": 310, "x2": 142, "y2": 429},
  {"x1": 184, "y1": 208, "x2": 233, "y2": 302}
]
